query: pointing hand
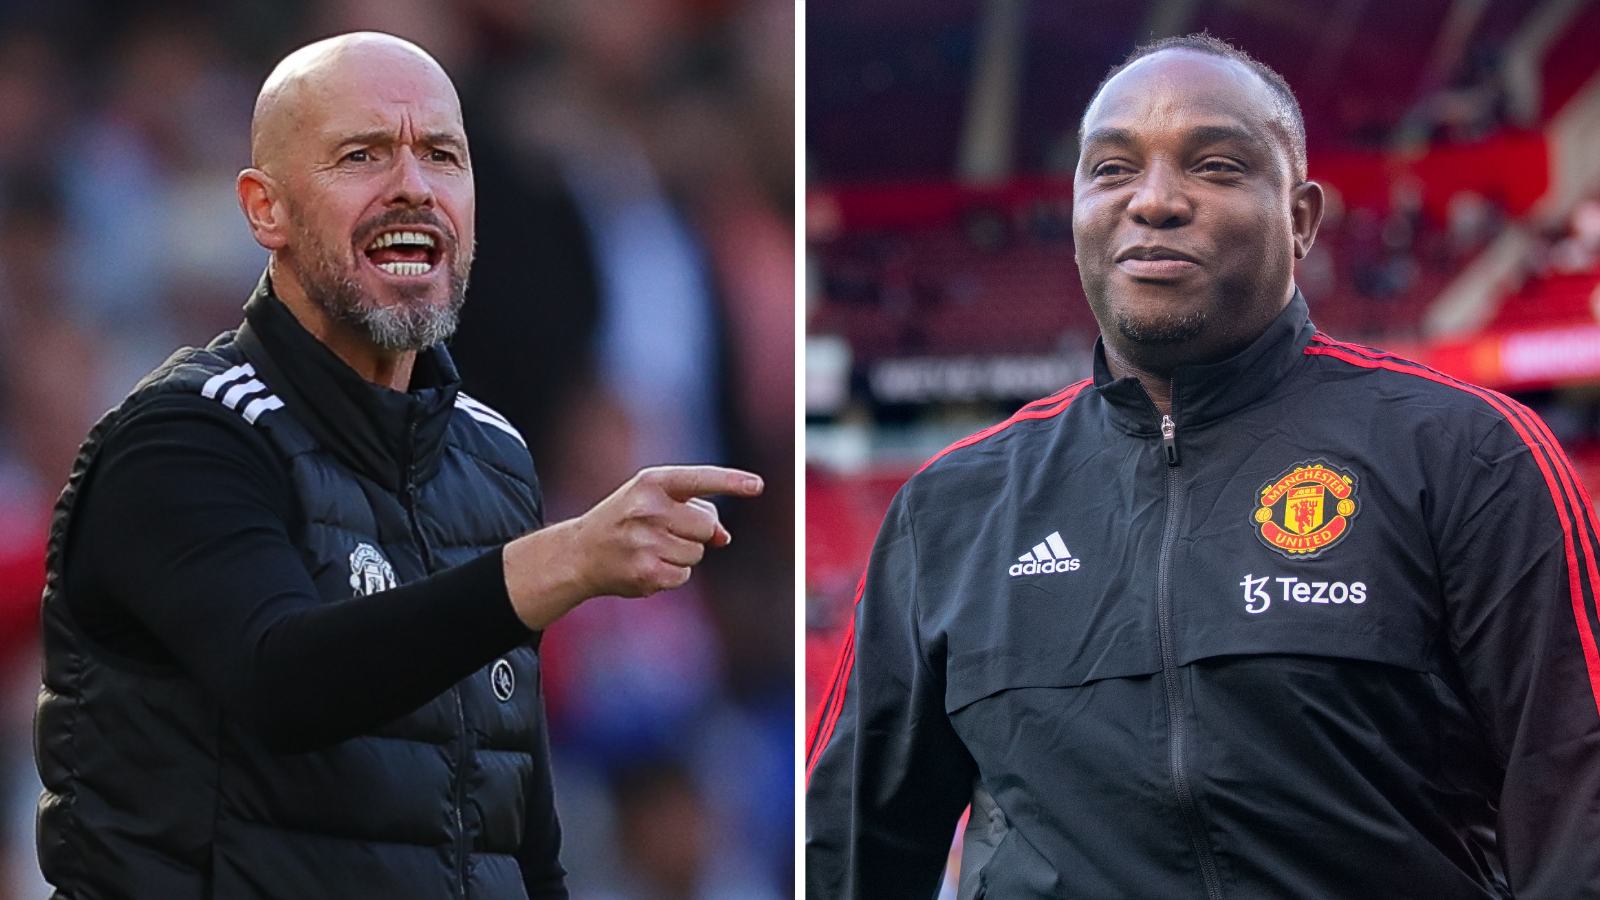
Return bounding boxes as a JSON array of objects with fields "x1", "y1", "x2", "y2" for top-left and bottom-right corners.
[{"x1": 503, "y1": 465, "x2": 764, "y2": 630}]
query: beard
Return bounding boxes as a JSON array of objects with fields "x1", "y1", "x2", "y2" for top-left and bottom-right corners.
[
  {"x1": 285, "y1": 204, "x2": 472, "y2": 351},
  {"x1": 1113, "y1": 307, "x2": 1207, "y2": 345}
]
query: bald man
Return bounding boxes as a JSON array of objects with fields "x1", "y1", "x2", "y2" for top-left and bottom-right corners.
[{"x1": 35, "y1": 33, "x2": 760, "y2": 900}]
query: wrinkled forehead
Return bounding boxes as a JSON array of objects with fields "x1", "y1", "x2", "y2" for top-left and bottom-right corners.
[
  {"x1": 296, "y1": 54, "x2": 465, "y2": 143},
  {"x1": 1081, "y1": 50, "x2": 1286, "y2": 152}
]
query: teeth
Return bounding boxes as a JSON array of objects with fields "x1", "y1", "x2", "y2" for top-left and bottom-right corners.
[
  {"x1": 369, "y1": 230, "x2": 436, "y2": 250},
  {"x1": 376, "y1": 261, "x2": 432, "y2": 276}
]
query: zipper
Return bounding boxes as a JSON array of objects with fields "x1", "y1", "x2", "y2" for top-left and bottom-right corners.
[
  {"x1": 1155, "y1": 414, "x2": 1224, "y2": 900},
  {"x1": 450, "y1": 685, "x2": 468, "y2": 898},
  {"x1": 399, "y1": 417, "x2": 468, "y2": 899}
]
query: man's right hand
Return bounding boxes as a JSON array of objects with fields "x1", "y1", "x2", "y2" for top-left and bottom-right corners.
[{"x1": 501, "y1": 466, "x2": 764, "y2": 630}]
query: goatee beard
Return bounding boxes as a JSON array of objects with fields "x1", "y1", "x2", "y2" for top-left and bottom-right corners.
[
  {"x1": 287, "y1": 206, "x2": 472, "y2": 351},
  {"x1": 1115, "y1": 308, "x2": 1207, "y2": 345},
  {"x1": 306, "y1": 261, "x2": 469, "y2": 351}
]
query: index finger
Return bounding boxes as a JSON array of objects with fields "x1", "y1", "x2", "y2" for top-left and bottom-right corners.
[{"x1": 644, "y1": 465, "x2": 765, "y2": 501}]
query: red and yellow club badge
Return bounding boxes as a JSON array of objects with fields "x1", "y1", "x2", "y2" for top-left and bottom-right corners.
[{"x1": 1252, "y1": 459, "x2": 1360, "y2": 559}]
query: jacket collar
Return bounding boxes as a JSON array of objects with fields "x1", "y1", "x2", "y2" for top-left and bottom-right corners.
[
  {"x1": 234, "y1": 272, "x2": 459, "y2": 492},
  {"x1": 1092, "y1": 289, "x2": 1315, "y2": 435}
]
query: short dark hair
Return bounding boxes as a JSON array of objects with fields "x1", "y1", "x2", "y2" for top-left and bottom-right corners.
[{"x1": 1081, "y1": 33, "x2": 1308, "y2": 182}]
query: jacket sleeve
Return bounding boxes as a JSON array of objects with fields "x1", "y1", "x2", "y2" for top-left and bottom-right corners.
[
  {"x1": 805, "y1": 484, "x2": 978, "y2": 899},
  {"x1": 1436, "y1": 408, "x2": 1600, "y2": 897}
]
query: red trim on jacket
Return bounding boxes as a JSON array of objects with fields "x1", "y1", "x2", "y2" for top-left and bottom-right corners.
[
  {"x1": 1305, "y1": 333, "x2": 1600, "y2": 719},
  {"x1": 805, "y1": 379, "x2": 1093, "y2": 784},
  {"x1": 914, "y1": 380, "x2": 1093, "y2": 477},
  {"x1": 805, "y1": 573, "x2": 864, "y2": 784}
]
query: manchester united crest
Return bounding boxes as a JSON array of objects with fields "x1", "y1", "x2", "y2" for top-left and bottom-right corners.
[
  {"x1": 348, "y1": 542, "x2": 398, "y2": 596},
  {"x1": 1252, "y1": 459, "x2": 1360, "y2": 559}
]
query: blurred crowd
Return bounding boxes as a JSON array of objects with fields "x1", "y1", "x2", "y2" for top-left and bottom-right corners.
[
  {"x1": 1531, "y1": 194, "x2": 1600, "y2": 276},
  {"x1": 0, "y1": 0, "x2": 795, "y2": 897}
]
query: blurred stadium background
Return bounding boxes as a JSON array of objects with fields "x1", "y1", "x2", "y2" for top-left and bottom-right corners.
[
  {"x1": 805, "y1": 0, "x2": 1600, "y2": 890},
  {"x1": 0, "y1": 0, "x2": 794, "y2": 897}
]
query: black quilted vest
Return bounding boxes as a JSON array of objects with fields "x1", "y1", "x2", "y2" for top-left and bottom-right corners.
[{"x1": 36, "y1": 283, "x2": 559, "y2": 899}]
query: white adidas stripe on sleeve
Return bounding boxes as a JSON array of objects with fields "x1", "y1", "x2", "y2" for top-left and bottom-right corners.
[
  {"x1": 201, "y1": 363, "x2": 254, "y2": 399},
  {"x1": 454, "y1": 394, "x2": 526, "y2": 447},
  {"x1": 198, "y1": 363, "x2": 284, "y2": 425}
]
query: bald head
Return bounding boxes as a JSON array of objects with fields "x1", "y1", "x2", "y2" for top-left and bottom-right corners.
[{"x1": 251, "y1": 32, "x2": 461, "y2": 174}]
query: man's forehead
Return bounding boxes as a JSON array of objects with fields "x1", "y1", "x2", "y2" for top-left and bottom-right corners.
[
  {"x1": 252, "y1": 34, "x2": 463, "y2": 165},
  {"x1": 303, "y1": 71, "x2": 465, "y2": 139},
  {"x1": 1083, "y1": 50, "x2": 1281, "y2": 142}
]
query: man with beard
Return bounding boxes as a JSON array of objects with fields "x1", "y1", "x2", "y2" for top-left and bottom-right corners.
[
  {"x1": 806, "y1": 34, "x2": 1600, "y2": 899},
  {"x1": 35, "y1": 33, "x2": 761, "y2": 900}
]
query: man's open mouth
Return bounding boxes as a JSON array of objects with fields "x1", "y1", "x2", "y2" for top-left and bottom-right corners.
[{"x1": 364, "y1": 229, "x2": 441, "y2": 277}]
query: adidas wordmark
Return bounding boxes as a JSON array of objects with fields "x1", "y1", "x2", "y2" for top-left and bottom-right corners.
[{"x1": 1009, "y1": 531, "x2": 1081, "y2": 577}]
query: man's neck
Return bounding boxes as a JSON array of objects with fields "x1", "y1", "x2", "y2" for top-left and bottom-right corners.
[
  {"x1": 1099, "y1": 286, "x2": 1299, "y2": 417},
  {"x1": 269, "y1": 263, "x2": 416, "y2": 392},
  {"x1": 1101, "y1": 344, "x2": 1175, "y2": 416}
]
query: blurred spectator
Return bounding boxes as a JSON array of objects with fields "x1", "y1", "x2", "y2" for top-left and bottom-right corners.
[
  {"x1": 595, "y1": 758, "x2": 783, "y2": 900},
  {"x1": 1550, "y1": 198, "x2": 1600, "y2": 274},
  {"x1": 0, "y1": 172, "x2": 96, "y2": 900},
  {"x1": 1446, "y1": 190, "x2": 1502, "y2": 258},
  {"x1": 60, "y1": 11, "x2": 264, "y2": 401}
]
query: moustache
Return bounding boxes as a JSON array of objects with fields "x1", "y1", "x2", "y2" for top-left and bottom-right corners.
[{"x1": 352, "y1": 209, "x2": 458, "y2": 252}]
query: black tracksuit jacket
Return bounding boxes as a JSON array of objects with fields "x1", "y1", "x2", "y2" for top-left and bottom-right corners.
[{"x1": 806, "y1": 294, "x2": 1600, "y2": 899}]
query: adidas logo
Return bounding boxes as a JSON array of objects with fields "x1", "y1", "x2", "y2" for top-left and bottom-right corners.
[{"x1": 1009, "y1": 531, "x2": 1081, "y2": 577}]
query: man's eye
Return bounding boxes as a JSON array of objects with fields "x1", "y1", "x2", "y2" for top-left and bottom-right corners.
[
  {"x1": 428, "y1": 149, "x2": 457, "y2": 164},
  {"x1": 343, "y1": 149, "x2": 371, "y2": 163},
  {"x1": 1198, "y1": 159, "x2": 1241, "y2": 173},
  {"x1": 1093, "y1": 163, "x2": 1130, "y2": 178}
]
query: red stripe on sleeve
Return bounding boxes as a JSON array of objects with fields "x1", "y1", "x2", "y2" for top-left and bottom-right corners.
[
  {"x1": 1305, "y1": 336, "x2": 1600, "y2": 719},
  {"x1": 914, "y1": 379, "x2": 1091, "y2": 476},
  {"x1": 805, "y1": 380, "x2": 1092, "y2": 785},
  {"x1": 805, "y1": 572, "x2": 863, "y2": 784}
]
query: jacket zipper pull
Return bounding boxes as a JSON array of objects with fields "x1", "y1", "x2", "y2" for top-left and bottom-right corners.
[{"x1": 1161, "y1": 414, "x2": 1179, "y2": 466}]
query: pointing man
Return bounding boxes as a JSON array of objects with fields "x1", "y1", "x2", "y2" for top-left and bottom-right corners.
[
  {"x1": 807, "y1": 34, "x2": 1600, "y2": 898},
  {"x1": 36, "y1": 32, "x2": 760, "y2": 900}
]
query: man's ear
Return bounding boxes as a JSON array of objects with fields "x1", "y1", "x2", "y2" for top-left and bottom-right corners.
[
  {"x1": 238, "y1": 168, "x2": 289, "y2": 251},
  {"x1": 1290, "y1": 180, "x2": 1325, "y2": 260}
]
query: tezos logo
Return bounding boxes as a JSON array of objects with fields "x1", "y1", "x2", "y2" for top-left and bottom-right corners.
[
  {"x1": 348, "y1": 542, "x2": 398, "y2": 596},
  {"x1": 1240, "y1": 574, "x2": 1367, "y2": 614},
  {"x1": 1252, "y1": 459, "x2": 1360, "y2": 559}
]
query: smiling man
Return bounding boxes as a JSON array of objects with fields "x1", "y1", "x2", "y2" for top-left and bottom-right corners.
[
  {"x1": 806, "y1": 34, "x2": 1600, "y2": 899},
  {"x1": 36, "y1": 33, "x2": 761, "y2": 900}
]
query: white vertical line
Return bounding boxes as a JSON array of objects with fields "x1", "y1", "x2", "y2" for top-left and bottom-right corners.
[{"x1": 793, "y1": 4, "x2": 808, "y2": 896}]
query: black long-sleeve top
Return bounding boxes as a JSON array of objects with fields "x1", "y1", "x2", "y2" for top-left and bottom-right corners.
[{"x1": 65, "y1": 393, "x2": 534, "y2": 751}]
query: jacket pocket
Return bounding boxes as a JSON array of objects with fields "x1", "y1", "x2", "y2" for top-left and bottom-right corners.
[{"x1": 944, "y1": 639, "x2": 1162, "y2": 713}]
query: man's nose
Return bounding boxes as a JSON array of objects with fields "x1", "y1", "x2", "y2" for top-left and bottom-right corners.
[
  {"x1": 387, "y1": 149, "x2": 435, "y2": 207},
  {"x1": 1126, "y1": 161, "x2": 1191, "y2": 229}
]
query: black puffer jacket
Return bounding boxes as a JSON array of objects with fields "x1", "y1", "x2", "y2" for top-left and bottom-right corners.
[
  {"x1": 37, "y1": 278, "x2": 565, "y2": 899},
  {"x1": 807, "y1": 294, "x2": 1600, "y2": 899}
]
